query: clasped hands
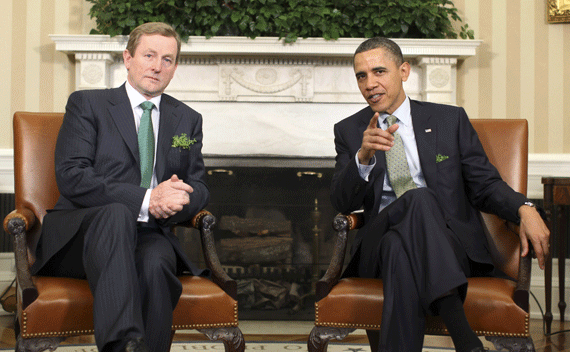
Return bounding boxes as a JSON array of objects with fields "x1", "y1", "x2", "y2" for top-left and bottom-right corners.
[
  {"x1": 149, "y1": 174, "x2": 193, "y2": 219},
  {"x1": 358, "y1": 112, "x2": 397, "y2": 165}
]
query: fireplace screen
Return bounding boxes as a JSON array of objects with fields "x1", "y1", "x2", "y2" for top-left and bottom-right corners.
[{"x1": 177, "y1": 165, "x2": 349, "y2": 320}]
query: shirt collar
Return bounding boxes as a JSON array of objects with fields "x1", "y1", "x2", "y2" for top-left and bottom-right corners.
[
  {"x1": 125, "y1": 80, "x2": 162, "y2": 112},
  {"x1": 380, "y1": 96, "x2": 411, "y2": 127}
]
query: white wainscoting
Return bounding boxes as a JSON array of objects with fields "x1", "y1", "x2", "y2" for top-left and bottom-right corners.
[
  {"x1": 531, "y1": 258, "x2": 570, "y2": 321},
  {"x1": 0, "y1": 149, "x2": 13, "y2": 194}
]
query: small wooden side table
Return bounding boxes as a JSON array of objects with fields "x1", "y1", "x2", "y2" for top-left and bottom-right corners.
[{"x1": 542, "y1": 176, "x2": 570, "y2": 335}]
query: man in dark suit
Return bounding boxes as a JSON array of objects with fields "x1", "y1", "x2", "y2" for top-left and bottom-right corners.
[
  {"x1": 31, "y1": 22, "x2": 209, "y2": 352},
  {"x1": 331, "y1": 37, "x2": 550, "y2": 352}
]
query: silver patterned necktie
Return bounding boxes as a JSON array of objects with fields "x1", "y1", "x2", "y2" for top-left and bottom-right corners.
[
  {"x1": 385, "y1": 115, "x2": 417, "y2": 198},
  {"x1": 138, "y1": 101, "x2": 155, "y2": 189}
]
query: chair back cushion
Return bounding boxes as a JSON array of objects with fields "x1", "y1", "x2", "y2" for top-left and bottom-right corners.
[
  {"x1": 13, "y1": 112, "x2": 64, "y2": 262},
  {"x1": 470, "y1": 119, "x2": 528, "y2": 281}
]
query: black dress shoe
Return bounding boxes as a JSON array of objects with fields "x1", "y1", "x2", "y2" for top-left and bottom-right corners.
[{"x1": 123, "y1": 338, "x2": 150, "y2": 352}]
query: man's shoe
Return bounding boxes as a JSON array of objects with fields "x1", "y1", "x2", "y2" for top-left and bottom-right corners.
[{"x1": 123, "y1": 338, "x2": 150, "y2": 352}]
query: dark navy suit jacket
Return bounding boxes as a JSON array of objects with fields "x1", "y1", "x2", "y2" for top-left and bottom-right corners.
[
  {"x1": 331, "y1": 100, "x2": 527, "y2": 269},
  {"x1": 32, "y1": 84, "x2": 209, "y2": 275}
]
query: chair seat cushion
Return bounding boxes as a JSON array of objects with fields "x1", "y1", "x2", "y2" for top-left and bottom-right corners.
[
  {"x1": 20, "y1": 276, "x2": 237, "y2": 338},
  {"x1": 315, "y1": 277, "x2": 530, "y2": 337}
]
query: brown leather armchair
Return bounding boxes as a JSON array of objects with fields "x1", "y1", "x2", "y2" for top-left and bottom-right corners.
[
  {"x1": 308, "y1": 119, "x2": 535, "y2": 352},
  {"x1": 3, "y1": 112, "x2": 245, "y2": 352}
]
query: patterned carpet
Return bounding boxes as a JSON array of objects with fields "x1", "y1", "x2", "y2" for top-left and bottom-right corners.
[{"x1": 23, "y1": 341, "x2": 495, "y2": 352}]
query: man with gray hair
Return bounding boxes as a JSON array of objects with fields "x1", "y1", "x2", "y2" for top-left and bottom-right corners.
[{"x1": 32, "y1": 22, "x2": 209, "y2": 352}]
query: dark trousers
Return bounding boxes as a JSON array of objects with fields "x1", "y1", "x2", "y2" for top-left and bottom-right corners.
[
  {"x1": 37, "y1": 203, "x2": 182, "y2": 352},
  {"x1": 356, "y1": 188, "x2": 476, "y2": 352}
]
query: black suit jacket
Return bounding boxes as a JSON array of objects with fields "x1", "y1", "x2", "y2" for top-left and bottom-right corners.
[
  {"x1": 331, "y1": 100, "x2": 527, "y2": 268},
  {"x1": 32, "y1": 85, "x2": 209, "y2": 275}
]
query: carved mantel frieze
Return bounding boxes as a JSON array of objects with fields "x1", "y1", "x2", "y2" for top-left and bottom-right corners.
[
  {"x1": 51, "y1": 35, "x2": 480, "y2": 105},
  {"x1": 50, "y1": 35, "x2": 481, "y2": 157}
]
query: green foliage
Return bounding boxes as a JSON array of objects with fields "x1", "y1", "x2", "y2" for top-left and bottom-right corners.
[
  {"x1": 87, "y1": 0, "x2": 474, "y2": 43},
  {"x1": 171, "y1": 133, "x2": 197, "y2": 150}
]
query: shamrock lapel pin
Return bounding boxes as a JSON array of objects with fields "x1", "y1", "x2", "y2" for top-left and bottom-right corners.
[
  {"x1": 436, "y1": 154, "x2": 449, "y2": 163},
  {"x1": 172, "y1": 133, "x2": 197, "y2": 150}
]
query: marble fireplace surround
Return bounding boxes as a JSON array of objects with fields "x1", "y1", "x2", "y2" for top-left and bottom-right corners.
[{"x1": 51, "y1": 35, "x2": 481, "y2": 163}]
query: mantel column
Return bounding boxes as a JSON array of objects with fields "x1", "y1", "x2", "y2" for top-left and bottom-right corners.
[
  {"x1": 75, "y1": 53, "x2": 116, "y2": 90},
  {"x1": 418, "y1": 57, "x2": 457, "y2": 105}
]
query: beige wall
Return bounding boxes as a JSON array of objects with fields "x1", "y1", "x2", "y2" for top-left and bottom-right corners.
[
  {"x1": 2, "y1": 0, "x2": 94, "y2": 149},
  {"x1": 456, "y1": 0, "x2": 570, "y2": 153},
  {"x1": 2, "y1": 0, "x2": 570, "y2": 153}
]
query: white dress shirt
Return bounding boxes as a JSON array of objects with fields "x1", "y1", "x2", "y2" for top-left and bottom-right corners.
[
  {"x1": 356, "y1": 96, "x2": 427, "y2": 212},
  {"x1": 125, "y1": 81, "x2": 162, "y2": 222}
]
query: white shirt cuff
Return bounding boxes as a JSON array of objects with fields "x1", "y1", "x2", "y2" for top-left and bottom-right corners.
[
  {"x1": 355, "y1": 150, "x2": 375, "y2": 182},
  {"x1": 138, "y1": 189, "x2": 152, "y2": 222}
]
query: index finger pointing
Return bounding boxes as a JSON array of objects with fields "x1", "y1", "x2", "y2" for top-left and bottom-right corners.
[{"x1": 368, "y1": 113, "x2": 380, "y2": 129}]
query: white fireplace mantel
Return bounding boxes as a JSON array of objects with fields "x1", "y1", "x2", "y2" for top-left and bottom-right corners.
[
  {"x1": 51, "y1": 35, "x2": 481, "y2": 58},
  {"x1": 50, "y1": 35, "x2": 481, "y2": 158}
]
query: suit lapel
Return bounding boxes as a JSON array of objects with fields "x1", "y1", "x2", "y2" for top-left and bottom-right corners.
[
  {"x1": 156, "y1": 95, "x2": 183, "y2": 182},
  {"x1": 410, "y1": 101, "x2": 437, "y2": 189},
  {"x1": 108, "y1": 85, "x2": 139, "y2": 164}
]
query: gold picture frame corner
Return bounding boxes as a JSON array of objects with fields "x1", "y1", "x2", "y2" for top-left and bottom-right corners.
[{"x1": 547, "y1": 0, "x2": 570, "y2": 23}]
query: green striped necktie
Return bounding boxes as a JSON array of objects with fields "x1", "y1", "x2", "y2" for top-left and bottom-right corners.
[
  {"x1": 138, "y1": 101, "x2": 155, "y2": 189},
  {"x1": 385, "y1": 115, "x2": 417, "y2": 198}
]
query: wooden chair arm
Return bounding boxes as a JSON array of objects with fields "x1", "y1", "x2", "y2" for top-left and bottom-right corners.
[
  {"x1": 514, "y1": 253, "x2": 532, "y2": 312},
  {"x1": 504, "y1": 220, "x2": 532, "y2": 312},
  {"x1": 315, "y1": 212, "x2": 364, "y2": 301},
  {"x1": 3, "y1": 208, "x2": 39, "y2": 310},
  {"x1": 191, "y1": 210, "x2": 237, "y2": 300}
]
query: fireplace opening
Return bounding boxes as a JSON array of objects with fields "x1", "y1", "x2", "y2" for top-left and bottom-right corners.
[{"x1": 178, "y1": 161, "x2": 353, "y2": 320}]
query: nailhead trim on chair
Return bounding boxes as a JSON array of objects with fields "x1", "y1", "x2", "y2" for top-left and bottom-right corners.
[
  {"x1": 21, "y1": 302, "x2": 239, "y2": 337},
  {"x1": 346, "y1": 216, "x2": 354, "y2": 231},
  {"x1": 21, "y1": 312, "x2": 95, "y2": 338},
  {"x1": 314, "y1": 303, "x2": 531, "y2": 337},
  {"x1": 172, "y1": 322, "x2": 238, "y2": 329},
  {"x1": 425, "y1": 315, "x2": 531, "y2": 338},
  {"x1": 314, "y1": 302, "x2": 382, "y2": 330}
]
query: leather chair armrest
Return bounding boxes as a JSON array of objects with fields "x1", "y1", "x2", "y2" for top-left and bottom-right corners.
[
  {"x1": 344, "y1": 212, "x2": 365, "y2": 231},
  {"x1": 192, "y1": 210, "x2": 237, "y2": 300},
  {"x1": 3, "y1": 208, "x2": 36, "y2": 232},
  {"x1": 315, "y1": 213, "x2": 364, "y2": 301},
  {"x1": 3, "y1": 208, "x2": 39, "y2": 310}
]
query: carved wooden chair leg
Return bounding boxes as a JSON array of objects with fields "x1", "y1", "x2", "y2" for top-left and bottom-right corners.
[
  {"x1": 308, "y1": 326, "x2": 355, "y2": 352},
  {"x1": 15, "y1": 336, "x2": 66, "y2": 352},
  {"x1": 485, "y1": 336, "x2": 535, "y2": 352},
  {"x1": 199, "y1": 327, "x2": 245, "y2": 352}
]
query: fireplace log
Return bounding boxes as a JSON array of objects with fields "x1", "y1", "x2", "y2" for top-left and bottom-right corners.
[
  {"x1": 219, "y1": 236, "x2": 293, "y2": 263},
  {"x1": 219, "y1": 215, "x2": 292, "y2": 237}
]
